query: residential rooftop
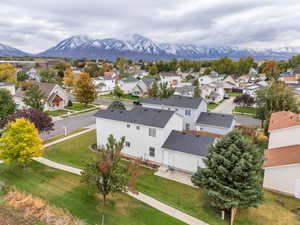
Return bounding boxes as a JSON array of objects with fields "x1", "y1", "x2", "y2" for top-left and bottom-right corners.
[
  {"x1": 162, "y1": 130, "x2": 215, "y2": 157},
  {"x1": 141, "y1": 95, "x2": 204, "y2": 109},
  {"x1": 269, "y1": 111, "x2": 300, "y2": 131},
  {"x1": 0, "y1": 82, "x2": 15, "y2": 86},
  {"x1": 95, "y1": 107, "x2": 175, "y2": 128},
  {"x1": 196, "y1": 112, "x2": 235, "y2": 128}
]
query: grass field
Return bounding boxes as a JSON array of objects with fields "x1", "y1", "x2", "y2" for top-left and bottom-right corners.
[
  {"x1": 226, "y1": 92, "x2": 242, "y2": 97},
  {"x1": 46, "y1": 109, "x2": 70, "y2": 117},
  {"x1": 101, "y1": 93, "x2": 142, "y2": 101},
  {"x1": 43, "y1": 130, "x2": 300, "y2": 225},
  {"x1": 65, "y1": 103, "x2": 94, "y2": 111},
  {"x1": 43, "y1": 128, "x2": 89, "y2": 144},
  {"x1": 0, "y1": 162, "x2": 185, "y2": 225},
  {"x1": 208, "y1": 103, "x2": 218, "y2": 111}
]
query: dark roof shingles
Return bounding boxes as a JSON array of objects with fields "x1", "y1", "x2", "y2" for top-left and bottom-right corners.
[{"x1": 196, "y1": 112, "x2": 234, "y2": 128}]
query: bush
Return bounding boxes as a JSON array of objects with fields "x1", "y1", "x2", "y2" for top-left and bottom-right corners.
[{"x1": 67, "y1": 100, "x2": 73, "y2": 107}]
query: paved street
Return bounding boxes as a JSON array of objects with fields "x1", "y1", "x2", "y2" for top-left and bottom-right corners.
[{"x1": 211, "y1": 98, "x2": 235, "y2": 114}]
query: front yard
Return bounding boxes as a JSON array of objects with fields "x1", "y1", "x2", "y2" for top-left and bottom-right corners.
[
  {"x1": 46, "y1": 103, "x2": 98, "y2": 117},
  {"x1": 100, "y1": 93, "x2": 142, "y2": 101},
  {"x1": 233, "y1": 106, "x2": 257, "y2": 115},
  {"x1": 43, "y1": 130, "x2": 300, "y2": 225}
]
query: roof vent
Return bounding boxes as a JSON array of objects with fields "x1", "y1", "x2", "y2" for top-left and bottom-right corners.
[
  {"x1": 182, "y1": 132, "x2": 186, "y2": 135},
  {"x1": 158, "y1": 110, "x2": 161, "y2": 113},
  {"x1": 196, "y1": 135, "x2": 200, "y2": 137}
]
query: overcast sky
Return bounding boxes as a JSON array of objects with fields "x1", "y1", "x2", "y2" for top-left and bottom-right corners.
[{"x1": 2, "y1": 0, "x2": 300, "y2": 53}]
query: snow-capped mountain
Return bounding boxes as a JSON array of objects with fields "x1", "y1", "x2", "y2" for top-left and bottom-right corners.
[
  {"x1": 0, "y1": 43, "x2": 29, "y2": 56},
  {"x1": 9, "y1": 33, "x2": 300, "y2": 60}
]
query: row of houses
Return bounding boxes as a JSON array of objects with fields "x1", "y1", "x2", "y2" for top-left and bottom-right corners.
[{"x1": 95, "y1": 95, "x2": 235, "y2": 173}]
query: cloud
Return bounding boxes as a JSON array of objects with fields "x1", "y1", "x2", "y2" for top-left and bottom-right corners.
[{"x1": 1, "y1": 0, "x2": 300, "y2": 53}]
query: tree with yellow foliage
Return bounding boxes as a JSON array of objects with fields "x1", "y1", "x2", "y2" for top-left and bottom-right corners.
[
  {"x1": 74, "y1": 72, "x2": 96, "y2": 106},
  {"x1": 0, "y1": 64, "x2": 17, "y2": 83},
  {"x1": 64, "y1": 68, "x2": 75, "y2": 87},
  {"x1": 0, "y1": 118, "x2": 43, "y2": 166}
]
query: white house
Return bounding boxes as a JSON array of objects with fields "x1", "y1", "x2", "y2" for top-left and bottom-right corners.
[
  {"x1": 93, "y1": 74, "x2": 117, "y2": 93},
  {"x1": 118, "y1": 77, "x2": 139, "y2": 94},
  {"x1": 15, "y1": 83, "x2": 69, "y2": 111},
  {"x1": 201, "y1": 82, "x2": 225, "y2": 104},
  {"x1": 174, "y1": 85, "x2": 195, "y2": 98},
  {"x1": 0, "y1": 82, "x2": 16, "y2": 96},
  {"x1": 263, "y1": 111, "x2": 300, "y2": 197},
  {"x1": 196, "y1": 112, "x2": 236, "y2": 135},
  {"x1": 95, "y1": 107, "x2": 216, "y2": 173},
  {"x1": 141, "y1": 95, "x2": 207, "y2": 130},
  {"x1": 243, "y1": 81, "x2": 267, "y2": 98},
  {"x1": 159, "y1": 72, "x2": 182, "y2": 87},
  {"x1": 198, "y1": 75, "x2": 217, "y2": 85},
  {"x1": 131, "y1": 78, "x2": 156, "y2": 97}
]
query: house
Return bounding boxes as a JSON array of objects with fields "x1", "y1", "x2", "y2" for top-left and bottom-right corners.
[
  {"x1": 243, "y1": 81, "x2": 267, "y2": 98},
  {"x1": 174, "y1": 85, "x2": 195, "y2": 98},
  {"x1": 26, "y1": 68, "x2": 40, "y2": 81},
  {"x1": 198, "y1": 75, "x2": 217, "y2": 85},
  {"x1": 95, "y1": 107, "x2": 216, "y2": 173},
  {"x1": 159, "y1": 72, "x2": 182, "y2": 87},
  {"x1": 0, "y1": 82, "x2": 16, "y2": 96},
  {"x1": 93, "y1": 74, "x2": 117, "y2": 93},
  {"x1": 263, "y1": 111, "x2": 300, "y2": 197},
  {"x1": 201, "y1": 82, "x2": 225, "y2": 104},
  {"x1": 237, "y1": 75, "x2": 251, "y2": 86},
  {"x1": 196, "y1": 112, "x2": 235, "y2": 135},
  {"x1": 279, "y1": 69, "x2": 300, "y2": 83},
  {"x1": 131, "y1": 78, "x2": 156, "y2": 97},
  {"x1": 131, "y1": 70, "x2": 148, "y2": 79},
  {"x1": 15, "y1": 83, "x2": 69, "y2": 111},
  {"x1": 222, "y1": 76, "x2": 239, "y2": 92},
  {"x1": 118, "y1": 77, "x2": 139, "y2": 94},
  {"x1": 140, "y1": 95, "x2": 207, "y2": 130}
]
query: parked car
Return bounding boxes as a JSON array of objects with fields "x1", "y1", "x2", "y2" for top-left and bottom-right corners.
[
  {"x1": 133, "y1": 101, "x2": 142, "y2": 106},
  {"x1": 223, "y1": 94, "x2": 229, "y2": 99}
]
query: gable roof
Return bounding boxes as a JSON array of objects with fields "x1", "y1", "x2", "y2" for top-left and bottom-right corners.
[
  {"x1": 268, "y1": 111, "x2": 300, "y2": 131},
  {"x1": 141, "y1": 95, "x2": 204, "y2": 109},
  {"x1": 162, "y1": 130, "x2": 215, "y2": 156},
  {"x1": 264, "y1": 145, "x2": 300, "y2": 167},
  {"x1": 120, "y1": 76, "x2": 138, "y2": 83},
  {"x1": 197, "y1": 112, "x2": 235, "y2": 128},
  {"x1": 142, "y1": 77, "x2": 156, "y2": 87},
  {"x1": 95, "y1": 107, "x2": 175, "y2": 128},
  {"x1": 36, "y1": 83, "x2": 56, "y2": 97},
  {"x1": 159, "y1": 72, "x2": 180, "y2": 77}
]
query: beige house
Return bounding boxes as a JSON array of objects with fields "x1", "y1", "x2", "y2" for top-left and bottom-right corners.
[{"x1": 263, "y1": 111, "x2": 300, "y2": 197}]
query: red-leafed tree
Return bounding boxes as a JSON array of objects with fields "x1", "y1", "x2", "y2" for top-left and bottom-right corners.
[
  {"x1": 0, "y1": 108, "x2": 54, "y2": 133},
  {"x1": 234, "y1": 94, "x2": 255, "y2": 107}
]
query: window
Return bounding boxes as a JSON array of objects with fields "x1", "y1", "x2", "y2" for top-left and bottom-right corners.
[
  {"x1": 149, "y1": 128, "x2": 156, "y2": 137},
  {"x1": 149, "y1": 147, "x2": 155, "y2": 157},
  {"x1": 185, "y1": 123, "x2": 190, "y2": 130},
  {"x1": 126, "y1": 124, "x2": 130, "y2": 128},
  {"x1": 125, "y1": 141, "x2": 130, "y2": 147},
  {"x1": 185, "y1": 110, "x2": 191, "y2": 116},
  {"x1": 136, "y1": 126, "x2": 140, "y2": 130}
]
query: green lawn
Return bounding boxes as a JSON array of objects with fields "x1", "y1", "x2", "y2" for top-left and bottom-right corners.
[
  {"x1": 65, "y1": 103, "x2": 94, "y2": 111},
  {"x1": 226, "y1": 92, "x2": 242, "y2": 97},
  {"x1": 46, "y1": 109, "x2": 69, "y2": 117},
  {"x1": 101, "y1": 93, "x2": 142, "y2": 101},
  {"x1": 43, "y1": 128, "x2": 89, "y2": 144},
  {"x1": 0, "y1": 162, "x2": 185, "y2": 225},
  {"x1": 43, "y1": 130, "x2": 300, "y2": 225},
  {"x1": 233, "y1": 106, "x2": 257, "y2": 115},
  {"x1": 208, "y1": 103, "x2": 218, "y2": 111}
]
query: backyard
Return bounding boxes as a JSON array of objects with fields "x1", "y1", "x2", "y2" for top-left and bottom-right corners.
[
  {"x1": 233, "y1": 106, "x2": 257, "y2": 115},
  {"x1": 43, "y1": 130, "x2": 300, "y2": 225}
]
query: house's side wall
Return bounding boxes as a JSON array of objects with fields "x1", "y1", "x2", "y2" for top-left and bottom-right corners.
[
  {"x1": 264, "y1": 164, "x2": 300, "y2": 196},
  {"x1": 196, "y1": 121, "x2": 234, "y2": 135},
  {"x1": 268, "y1": 126, "x2": 300, "y2": 149},
  {"x1": 96, "y1": 113, "x2": 183, "y2": 164},
  {"x1": 162, "y1": 148, "x2": 206, "y2": 173},
  {"x1": 0, "y1": 85, "x2": 15, "y2": 96}
]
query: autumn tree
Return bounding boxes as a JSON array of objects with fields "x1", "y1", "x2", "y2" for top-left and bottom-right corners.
[
  {"x1": 149, "y1": 64, "x2": 158, "y2": 76},
  {"x1": 147, "y1": 82, "x2": 159, "y2": 98},
  {"x1": 0, "y1": 108, "x2": 54, "y2": 133},
  {"x1": 74, "y1": 72, "x2": 96, "y2": 106},
  {"x1": 64, "y1": 68, "x2": 75, "y2": 88},
  {"x1": 235, "y1": 57, "x2": 256, "y2": 75},
  {"x1": 0, "y1": 64, "x2": 17, "y2": 83},
  {"x1": 260, "y1": 60, "x2": 283, "y2": 81},
  {"x1": 39, "y1": 69, "x2": 62, "y2": 84},
  {"x1": 0, "y1": 89, "x2": 16, "y2": 119},
  {"x1": 256, "y1": 81, "x2": 299, "y2": 128},
  {"x1": 84, "y1": 62, "x2": 102, "y2": 77},
  {"x1": 0, "y1": 118, "x2": 43, "y2": 165},
  {"x1": 192, "y1": 130, "x2": 264, "y2": 222},
  {"x1": 23, "y1": 84, "x2": 46, "y2": 111},
  {"x1": 80, "y1": 135, "x2": 129, "y2": 204}
]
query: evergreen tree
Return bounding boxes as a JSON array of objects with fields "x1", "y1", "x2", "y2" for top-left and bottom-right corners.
[
  {"x1": 147, "y1": 82, "x2": 159, "y2": 98},
  {"x1": 192, "y1": 130, "x2": 264, "y2": 216},
  {"x1": 108, "y1": 101, "x2": 126, "y2": 110},
  {"x1": 16, "y1": 71, "x2": 29, "y2": 82},
  {"x1": 23, "y1": 84, "x2": 46, "y2": 111},
  {"x1": 0, "y1": 89, "x2": 16, "y2": 119}
]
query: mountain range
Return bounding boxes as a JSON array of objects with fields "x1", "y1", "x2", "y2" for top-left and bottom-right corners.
[{"x1": 2, "y1": 34, "x2": 300, "y2": 61}]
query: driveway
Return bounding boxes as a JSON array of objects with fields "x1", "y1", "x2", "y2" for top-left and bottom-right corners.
[{"x1": 212, "y1": 98, "x2": 262, "y2": 127}]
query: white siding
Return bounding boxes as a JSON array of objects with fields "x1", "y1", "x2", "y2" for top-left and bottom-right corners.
[
  {"x1": 268, "y1": 126, "x2": 300, "y2": 149},
  {"x1": 162, "y1": 148, "x2": 206, "y2": 173},
  {"x1": 96, "y1": 113, "x2": 183, "y2": 164},
  {"x1": 196, "y1": 119, "x2": 235, "y2": 135},
  {"x1": 264, "y1": 164, "x2": 300, "y2": 196}
]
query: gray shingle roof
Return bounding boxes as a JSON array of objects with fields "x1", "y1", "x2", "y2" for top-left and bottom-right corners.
[
  {"x1": 95, "y1": 107, "x2": 175, "y2": 128},
  {"x1": 141, "y1": 95, "x2": 204, "y2": 109},
  {"x1": 142, "y1": 78, "x2": 156, "y2": 87},
  {"x1": 196, "y1": 112, "x2": 234, "y2": 128},
  {"x1": 162, "y1": 130, "x2": 215, "y2": 156},
  {"x1": 121, "y1": 76, "x2": 138, "y2": 83}
]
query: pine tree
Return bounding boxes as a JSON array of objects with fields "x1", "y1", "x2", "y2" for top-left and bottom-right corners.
[
  {"x1": 192, "y1": 130, "x2": 264, "y2": 215},
  {"x1": 23, "y1": 84, "x2": 46, "y2": 111}
]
